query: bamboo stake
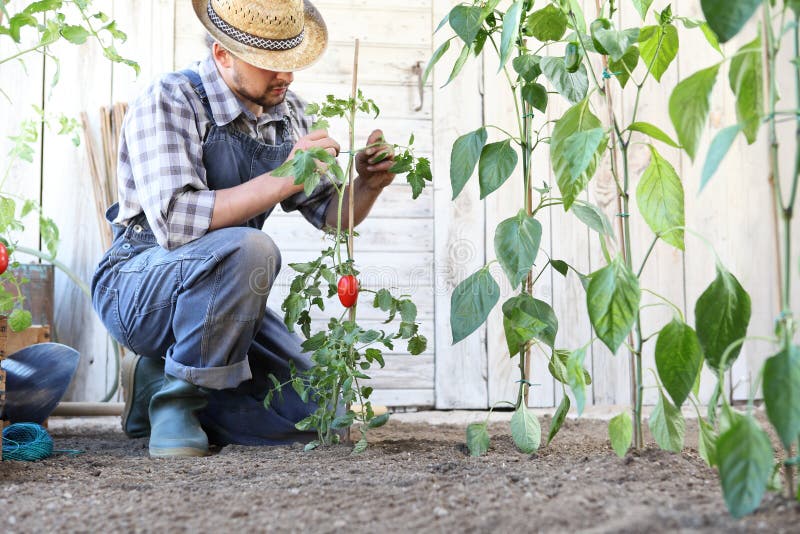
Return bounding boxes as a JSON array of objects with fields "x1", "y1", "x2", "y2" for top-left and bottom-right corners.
[{"x1": 81, "y1": 112, "x2": 113, "y2": 251}]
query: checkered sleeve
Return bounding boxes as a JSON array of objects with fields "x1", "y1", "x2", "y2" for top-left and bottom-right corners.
[
  {"x1": 278, "y1": 91, "x2": 336, "y2": 230},
  {"x1": 121, "y1": 78, "x2": 216, "y2": 250}
]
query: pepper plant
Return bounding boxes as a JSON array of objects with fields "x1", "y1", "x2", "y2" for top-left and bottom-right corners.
[
  {"x1": 265, "y1": 91, "x2": 430, "y2": 453},
  {"x1": 0, "y1": 0, "x2": 136, "y2": 331},
  {"x1": 676, "y1": 0, "x2": 800, "y2": 518}
]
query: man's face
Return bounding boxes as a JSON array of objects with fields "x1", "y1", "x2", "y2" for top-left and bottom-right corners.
[{"x1": 229, "y1": 56, "x2": 294, "y2": 109}]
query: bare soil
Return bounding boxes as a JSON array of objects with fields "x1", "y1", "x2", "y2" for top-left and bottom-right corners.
[{"x1": 2, "y1": 415, "x2": 799, "y2": 533}]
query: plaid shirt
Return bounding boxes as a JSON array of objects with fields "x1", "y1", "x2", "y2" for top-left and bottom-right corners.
[{"x1": 114, "y1": 54, "x2": 334, "y2": 250}]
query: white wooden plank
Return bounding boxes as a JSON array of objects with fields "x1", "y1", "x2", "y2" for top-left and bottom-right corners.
[
  {"x1": 40, "y1": 0, "x2": 115, "y2": 402},
  {"x1": 266, "y1": 217, "x2": 433, "y2": 252},
  {"x1": 370, "y1": 388, "x2": 433, "y2": 407},
  {"x1": 432, "y1": 0, "x2": 487, "y2": 409},
  {"x1": 315, "y1": 4, "x2": 431, "y2": 48},
  {"x1": 362, "y1": 355, "x2": 434, "y2": 389}
]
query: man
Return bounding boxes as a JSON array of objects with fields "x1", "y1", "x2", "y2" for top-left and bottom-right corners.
[{"x1": 91, "y1": 0, "x2": 396, "y2": 458}]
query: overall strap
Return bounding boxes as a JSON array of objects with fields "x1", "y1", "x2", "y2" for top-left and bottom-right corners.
[{"x1": 179, "y1": 68, "x2": 214, "y2": 121}]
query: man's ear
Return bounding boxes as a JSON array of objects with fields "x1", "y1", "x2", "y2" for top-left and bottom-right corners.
[{"x1": 212, "y1": 42, "x2": 234, "y2": 69}]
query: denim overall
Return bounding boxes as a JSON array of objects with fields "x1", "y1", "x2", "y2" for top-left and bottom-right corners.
[{"x1": 91, "y1": 69, "x2": 317, "y2": 445}]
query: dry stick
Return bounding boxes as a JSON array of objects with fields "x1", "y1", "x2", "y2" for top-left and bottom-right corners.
[
  {"x1": 81, "y1": 112, "x2": 113, "y2": 251},
  {"x1": 345, "y1": 39, "x2": 360, "y2": 444}
]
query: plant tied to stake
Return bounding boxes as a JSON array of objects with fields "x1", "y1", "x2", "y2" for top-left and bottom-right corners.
[{"x1": 266, "y1": 46, "x2": 430, "y2": 452}]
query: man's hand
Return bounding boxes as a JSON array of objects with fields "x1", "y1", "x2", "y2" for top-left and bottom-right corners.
[
  {"x1": 356, "y1": 129, "x2": 396, "y2": 191},
  {"x1": 289, "y1": 129, "x2": 341, "y2": 160}
]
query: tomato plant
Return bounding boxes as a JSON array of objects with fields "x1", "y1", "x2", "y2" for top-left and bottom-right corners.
[{"x1": 265, "y1": 88, "x2": 429, "y2": 452}]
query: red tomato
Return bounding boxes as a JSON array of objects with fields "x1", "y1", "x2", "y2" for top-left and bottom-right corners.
[
  {"x1": 337, "y1": 275, "x2": 359, "y2": 308},
  {"x1": 0, "y1": 242, "x2": 8, "y2": 275}
]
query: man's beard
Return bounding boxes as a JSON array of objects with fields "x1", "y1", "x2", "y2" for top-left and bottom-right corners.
[{"x1": 231, "y1": 70, "x2": 288, "y2": 109}]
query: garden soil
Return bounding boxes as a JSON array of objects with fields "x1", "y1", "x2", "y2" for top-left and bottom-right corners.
[{"x1": 2, "y1": 415, "x2": 799, "y2": 533}]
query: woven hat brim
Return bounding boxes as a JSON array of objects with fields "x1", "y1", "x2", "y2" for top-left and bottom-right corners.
[{"x1": 192, "y1": 0, "x2": 328, "y2": 72}]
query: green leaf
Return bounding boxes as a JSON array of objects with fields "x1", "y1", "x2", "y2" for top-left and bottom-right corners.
[
  {"x1": 494, "y1": 210, "x2": 542, "y2": 288},
  {"x1": 701, "y1": 124, "x2": 743, "y2": 192},
  {"x1": 8, "y1": 308, "x2": 32, "y2": 332},
  {"x1": 408, "y1": 334, "x2": 427, "y2": 355},
  {"x1": 609, "y1": 412, "x2": 632, "y2": 458},
  {"x1": 513, "y1": 54, "x2": 542, "y2": 82},
  {"x1": 571, "y1": 200, "x2": 614, "y2": 235},
  {"x1": 444, "y1": 42, "x2": 473, "y2": 86},
  {"x1": 521, "y1": 82, "x2": 548, "y2": 113},
  {"x1": 639, "y1": 24, "x2": 679, "y2": 83},
  {"x1": 631, "y1": 0, "x2": 654, "y2": 20},
  {"x1": 367, "y1": 412, "x2": 391, "y2": 429},
  {"x1": 763, "y1": 346, "x2": 800, "y2": 450},
  {"x1": 332, "y1": 411, "x2": 355, "y2": 429},
  {"x1": 717, "y1": 415, "x2": 773, "y2": 518},
  {"x1": 729, "y1": 35, "x2": 763, "y2": 144},
  {"x1": 550, "y1": 98, "x2": 604, "y2": 210},
  {"x1": 510, "y1": 404, "x2": 541, "y2": 454},
  {"x1": 352, "y1": 437, "x2": 368, "y2": 454},
  {"x1": 648, "y1": 389, "x2": 685, "y2": 452},
  {"x1": 698, "y1": 416, "x2": 718, "y2": 467},
  {"x1": 592, "y1": 25, "x2": 639, "y2": 62},
  {"x1": 563, "y1": 128, "x2": 606, "y2": 181},
  {"x1": 566, "y1": 347, "x2": 588, "y2": 415},
  {"x1": 451, "y1": 268, "x2": 500, "y2": 344},
  {"x1": 525, "y1": 4, "x2": 567, "y2": 41},
  {"x1": 700, "y1": 0, "x2": 760, "y2": 43},
  {"x1": 60, "y1": 24, "x2": 90, "y2": 44},
  {"x1": 450, "y1": 127, "x2": 487, "y2": 199},
  {"x1": 608, "y1": 46, "x2": 639, "y2": 88},
  {"x1": 694, "y1": 265, "x2": 752, "y2": 372},
  {"x1": 541, "y1": 57, "x2": 589, "y2": 104},
  {"x1": 636, "y1": 145, "x2": 685, "y2": 250},
  {"x1": 449, "y1": 5, "x2": 485, "y2": 45},
  {"x1": 478, "y1": 140, "x2": 518, "y2": 199},
  {"x1": 499, "y1": 0, "x2": 524, "y2": 71},
  {"x1": 466, "y1": 422, "x2": 490, "y2": 456},
  {"x1": 303, "y1": 440, "x2": 320, "y2": 451},
  {"x1": 789, "y1": 0, "x2": 800, "y2": 17},
  {"x1": 586, "y1": 257, "x2": 641, "y2": 353},
  {"x1": 655, "y1": 319, "x2": 703, "y2": 408},
  {"x1": 669, "y1": 63, "x2": 721, "y2": 161},
  {"x1": 550, "y1": 259, "x2": 569, "y2": 277},
  {"x1": 422, "y1": 39, "x2": 450, "y2": 86},
  {"x1": 502, "y1": 294, "x2": 558, "y2": 356},
  {"x1": 627, "y1": 122, "x2": 680, "y2": 148},
  {"x1": 549, "y1": 349, "x2": 592, "y2": 385},
  {"x1": 547, "y1": 395, "x2": 570, "y2": 445}
]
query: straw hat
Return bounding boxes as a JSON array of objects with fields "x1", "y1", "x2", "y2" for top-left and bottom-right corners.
[{"x1": 193, "y1": 0, "x2": 328, "y2": 72}]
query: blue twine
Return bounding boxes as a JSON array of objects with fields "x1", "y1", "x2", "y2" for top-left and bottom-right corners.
[
  {"x1": 2, "y1": 423, "x2": 53, "y2": 461},
  {"x1": 602, "y1": 68, "x2": 623, "y2": 79}
]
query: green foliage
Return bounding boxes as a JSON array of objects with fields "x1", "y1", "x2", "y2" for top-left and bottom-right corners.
[
  {"x1": 648, "y1": 388, "x2": 685, "y2": 453},
  {"x1": 639, "y1": 23, "x2": 679, "y2": 83},
  {"x1": 540, "y1": 56, "x2": 589, "y2": 104},
  {"x1": 466, "y1": 422, "x2": 490, "y2": 456},
  {"x1": 510, "y1": 403, "x2": 541, "y2": 454},
  {"x1": 655, "y1": 319, "x2": 702, "y2": 408},
  {"x1": 571, "y1": 200, "x2": 614, "y2": 236},
  {"x1": 566, "y1": 347, "x2": 588, "y2": 415},
  {"x1": 478, "y1": 139, "x2": 518, "y2": 198},
  {"x1": 762, "y1": 346, "x2": 800, "y2": 450},
  {"x1": 502, "y1": 293, "x2": 557, "y2": 356},
  {"x1": 450, "y1": 127, "x2": 487, "y2": 199},
  {"x1": 524, "y1": 4, "x2": 567, "y2": 42},
  {"x1": 498, "y1": 0, "x2": 523, "y2": 70},
  {"x1": 669, "y1": 64, "x2": 720, "y2": 160},
  {"x1": 608, "y1": 46, "x2": 639, "y2": 88},
  {"x1": 700, "y1": 0, "x2": 760, "y2": 44},
  {"x1": 729, "y1": 34, "x2": 763, "y2": 144},
  {"x1": 701, "y1": 124, "x2": 743, "y2": 191},
  {"x1": 694, "y1": 265, "x2": 752, "y2": 373},
  {"x1": 547, "y1": 394, "x2": 570, "y2": 445},
  {"x1": 586, "y1": 257, "x2": 641, "y2": 353},
  {"x1": 494, "y1": 209, "x2": 542, "y2": 289},
  {"x1": 626, "y1": 122, "x2": 680, "y2": 148},
  {"x1": 636, "y1": 145, "x2": 685, "y2": 250},
  {"x1": 451, "y1": 267, "x2": 500, "y2": 344},
  {"x1": 608, "y1": 412, "x2": 632, "y2": 458},
  {"x1": 717, "y1": 414, "x2": 773, "y2": 518}
]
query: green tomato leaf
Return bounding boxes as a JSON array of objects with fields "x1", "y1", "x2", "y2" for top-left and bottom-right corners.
[
  {"x1": 541, "y1": 56, "x2": 589, "y2": 104},
  {"x1": 478, "y1": 139, "x2": 518, "y2": 199},
  {"x1": 550, "y1": 98, "x2": 604, "y2": 210},
  {"x1": 525, "y1": 4, "x2": 568, "y2": 42},
  {"x1": 60, "y1": 24, "x2": 90, "y2": 44},
  {"x1": 8, "y1": 308, "x2": 32, "y2": 332},
  {"x1": 729, "y1": 34, "x2": 763, "y2": 144},
  {"x1": 700, "y1": 0, "x2": 760, "y2": 43},
  {"x1": 511, "y1": 403, "x2": 541, "y2": 454},
  {"x1": 648, "y1": 388, "x2": 685, "y2": 453},
  {"x1": 351, "y1": 437, "x2": 368, "y2": 454},
  {"x1": 502, "y1": 293, "x2": 558, "y2": 356},
  {"x1": 586, "y1": 257, "x2": 641, "y2": 353},
  {"x1": 700, "y1": 124, "x2": 743, "y2": 192},
  {"x1": 669, "y1": 63, "x2": 720, "y2": 161},
  {"x1": 717, "y1": 415, "x2": 773, "y2": 518},
  {"x1": 608, "y1": 411, "x2": 633, "y2": 458},
  {"x1": 367, "y1": 412, "x2": 390, "y2": 429},
  {"x1": 499, "y1": 0, "x2": 524, "y2": 71},
  {"x1": 494, "y1": 210, "x2": 542, "y2": 288},
  {"x1": 655, "y1": 319, "x2": 703, "y2": 408},
  {"x1": 451, "y1": 268, "x2": 500, "y2": 344},
  {"x1": 639, "y1": 24, "x2": 679, "y2": 83},
  {"x1": 450, "y1": 127, "x2": 487, "y2": 199},
  {"x1": 627, "y1": 121, "x2": 680, "y2": 148},
  {"x1": 694, "y1": 265, "x2": 752, "y2": 372},
  {"x1": 608, "y1": 46, "x2": 639, "y2": 88},
  {"x1": 762, "y1": 345, "x2": 800, "y2": 450},
  {"x1": 466, "y1": 422, "x2": 490, "y2": 456},
  {"x1": 636, "y1": 145, "x2": 685, "y2": 250},
  {"x1": 547, "y1": 395, "x2": 571, "y2": 445}
]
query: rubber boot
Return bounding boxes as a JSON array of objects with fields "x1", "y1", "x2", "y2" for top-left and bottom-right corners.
[
  {"x1": 121, "y1": 353, "x2": 165, "y2": 438},
  {"x1": 148, "y1": 374, "x2": 210, "y2": 458}
]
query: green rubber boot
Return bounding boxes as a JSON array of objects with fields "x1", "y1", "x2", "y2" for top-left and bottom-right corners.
[
  {"x1": 121, "y1": 353, "x2": 164, "y2": 438},
  {"x1": 148, "y1": 374, "x2": 210, "y2": 458}
]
